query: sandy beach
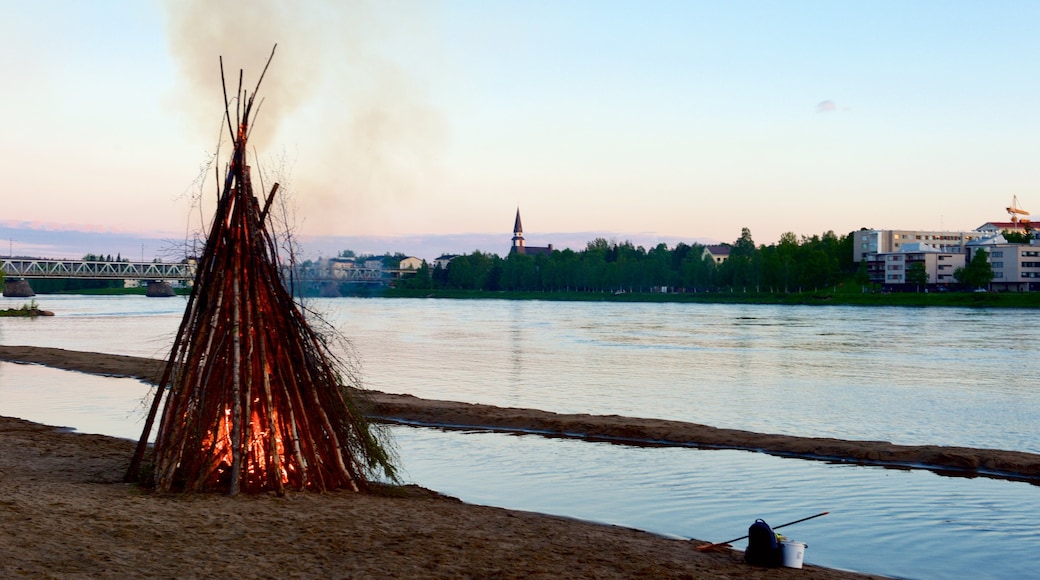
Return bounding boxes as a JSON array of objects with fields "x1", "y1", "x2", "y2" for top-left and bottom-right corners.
[
  {"x1": 0, "y1": 413, "x2": 886, "y2": 579},
  {"x1": 4, "y1": 345, "x2": 1034, "y2": 577}
]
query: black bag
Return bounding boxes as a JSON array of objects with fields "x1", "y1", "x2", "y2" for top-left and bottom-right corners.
[{"x1": 744, "y1": 518, "x2": 783, "y2": 567}]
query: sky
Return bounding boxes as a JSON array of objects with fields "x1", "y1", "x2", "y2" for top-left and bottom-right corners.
[{"x1": 2, "y1": 0, "x2": 1039, "y2": 261}]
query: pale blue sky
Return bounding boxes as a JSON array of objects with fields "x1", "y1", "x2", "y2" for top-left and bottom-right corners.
[{"x1": 2, "y1": 0, "x2": 1038, "y2": 258}]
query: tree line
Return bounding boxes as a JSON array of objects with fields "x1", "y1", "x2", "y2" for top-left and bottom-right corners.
[{"x1": 396, "y1": 228, "x2": 860, "y2": 293}]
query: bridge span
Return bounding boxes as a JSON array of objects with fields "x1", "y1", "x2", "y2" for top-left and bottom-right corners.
[
  {"x1": 1, "y1": 258, "x2": 195, "y2": 298},
  {"x1": 1, "y1": 258, "x2": 194, "y2": 281},
  {"x1": 1, "y1": 258, "x2": 400, "y2": 298}
]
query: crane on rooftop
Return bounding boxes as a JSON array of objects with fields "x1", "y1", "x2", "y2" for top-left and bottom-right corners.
[{"x1": 1007, "y1": 195, "x2": 1030, "y2": 224}]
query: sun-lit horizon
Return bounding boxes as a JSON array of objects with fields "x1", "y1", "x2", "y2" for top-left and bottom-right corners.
[{"x1": 2, "y1": 1, "x2": 1037, "y2": 259}]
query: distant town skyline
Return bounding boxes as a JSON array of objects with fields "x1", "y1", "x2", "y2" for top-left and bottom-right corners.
[
  {"x1": 0, "y1": 218, "x2": 717, "y2": 264},
  {"x1": 2, "y1": 1, "x2": 1037, "y2": 255}
]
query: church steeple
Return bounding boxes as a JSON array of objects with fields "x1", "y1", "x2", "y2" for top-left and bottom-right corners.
[{"x1": 511, "y1": 207, "x2": 525, "y2": 252}]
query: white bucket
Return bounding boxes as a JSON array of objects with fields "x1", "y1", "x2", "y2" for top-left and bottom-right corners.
[{"x1": 781, "y1": 540, "x2": 806, "y2": 569}]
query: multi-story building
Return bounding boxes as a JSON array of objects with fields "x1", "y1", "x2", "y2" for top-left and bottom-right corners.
[
  {"x1": 860, "y1": 225, "x2": 1040, "y2": 291},
  {"x1": 877, "y1": 242, "x2": 965, "y2": 288},
  {"x1": 853, "y1": 229, "x2": 985, "y2": 263},
  {"x1": 966, "y1": 234, "x2": 1040, "y2": 292},
  {"x1": 854, "y1": 229, "x2": 986, "y2": 287}
]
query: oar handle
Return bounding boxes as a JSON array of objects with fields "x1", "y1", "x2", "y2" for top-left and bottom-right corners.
[
  {"x1": 695, "y1": 511, "x2": 829, "y2": 551},
  {"x1": 772, "y1": 511, "x2": 829, "y2": 531}
]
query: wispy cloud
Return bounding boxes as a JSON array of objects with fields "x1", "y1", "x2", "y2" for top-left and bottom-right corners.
[
  {"x1": 816, "y1": 100, "x2": 837, "y2": 113},
  {"x1": 816, "y1": 100, "x2": 851, "y2": 113}
]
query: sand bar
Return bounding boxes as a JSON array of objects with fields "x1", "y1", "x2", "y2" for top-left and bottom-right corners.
[
  {"x1": 0, "y1": 344, "x2": 1030, "y2": 577},
  {"x1": 2, "y1": 345, "x2": 1038, "y2": 485}
]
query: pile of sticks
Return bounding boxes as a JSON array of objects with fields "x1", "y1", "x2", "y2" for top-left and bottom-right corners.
[{"x1": 126, "y1": 48, "x2": 395, "y2": 495}]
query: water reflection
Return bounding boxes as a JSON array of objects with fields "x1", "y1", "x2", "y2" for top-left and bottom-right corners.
[
  {"x1": 509, "y1": 300, "x2": 524, "y2": 399},
  {"x1": 0, "y1": 362, "x2": 153, "y2": 441},
  {"x1": 390, "y1": 426, "x2": 1040, "y2": 580},
  {"x1": 4, "y1": 296, "x2": 1040, "y2": 578}
]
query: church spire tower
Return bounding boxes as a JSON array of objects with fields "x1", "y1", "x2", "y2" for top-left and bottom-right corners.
[{"x1": 511, "y1": 207, "x2": 525, "y2": 253}]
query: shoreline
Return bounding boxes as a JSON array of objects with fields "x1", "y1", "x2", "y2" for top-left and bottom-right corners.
[
  {"x1": 1, "y1": 345, "x2": 1038, "y2": 486},
  {"x1": 9, "y1": 287, "x2": 1040, "y2": 307},
  {"x1": 376, "y1": 287, "x2": 1040, "y2": 308},
  {"x1": 0, "y1": 414, "x2": 882, "y2": 578}
]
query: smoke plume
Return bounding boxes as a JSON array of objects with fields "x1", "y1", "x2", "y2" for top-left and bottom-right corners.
[{"x1": 162, "y1": 0, "x2": 446, "y2": 234}]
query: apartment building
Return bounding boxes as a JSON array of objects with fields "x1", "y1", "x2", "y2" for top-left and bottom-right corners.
[
  {"x1": 859, "y1": 226, "x2": 1040, "y2": 291},
  {"x1": 966, "y1": 234, "x2": 1040, "y2": 292},
  {"x1": 853, "y1": 229, "x2": 985, "y2": 263},
  {"x1": 877, "y1": 242, "x2": 965, "y2": 288},
  {"x1": 855, "y1": 229, "x2": 985, "y2": 287}
]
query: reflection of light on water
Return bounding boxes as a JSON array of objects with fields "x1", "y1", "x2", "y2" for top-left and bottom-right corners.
[
  {"x1": 3, "y1": 295, "x2": 1040, "y2": 579},
  {"x1": 0, "y1": 362, "x2": 154, "y2": 441},
  {"x1": 509, "y1": 300, "x2": 524, "y2": 403},
  {"x1": 388, "y1": 425, "x2": 1040, "y2": 580},
  {"x1": 0, "y1": 295, "x2": 184, "y2": 359}
]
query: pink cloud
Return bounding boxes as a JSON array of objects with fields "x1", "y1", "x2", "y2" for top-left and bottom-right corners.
[
  {"x1": 0, "y1": 219, "x2": 140, "y2": 235},
  {"x1": 816, "y1": 100, "x2": 837, "y2": 113}
]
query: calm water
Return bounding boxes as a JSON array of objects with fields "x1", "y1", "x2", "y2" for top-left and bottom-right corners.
[{"x1": 1, "y1": 294, "x2": 1039, "y2": 578}]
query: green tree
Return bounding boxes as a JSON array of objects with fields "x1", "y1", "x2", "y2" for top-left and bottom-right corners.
[
  {"x1": 775, "y1": 231, "x2": 798, "y2": 293},
  {"x1": 501, "y1": 252, "x2": 536, "y2": 291},
  {"x1": 720, "y1": 227, "x2": 758, "y2": 291},
  {"x1": 796, "y1": 233, "x2": 840, "y2": 291},
  {"x1": 647, "y1": 243, "x2": 673, "y2": 290},
  {"x1": 409, "y1": 225, "x2": 872, "y2": 297},
  {"x1": 906, "y1": 262, "x2": 929, "y2": 292},
  {"x1": 614, "y1": 241, "x2": 646, "y2": 291},
  {"x1": 447, "y1": 251, "x2": 501, "y2": 290},
  {"x1": 854, "y1": 259, "x2": 870, "y2": 292},
  {"x1": 553, "y1": 248, "x2": 581, "y2": 291},
  {"x1": 378, "y1": 252, "x2": 407, "y2": 268},
  {"x1": 1003, "y1": 230, "x2": 1032, "y2": 244},
  {"x1": 954, "y1": 249, "x2": 994, "y2": 290},
  {"x1": 400, "y1": 262, "x2": 433, "y2": 290},
  {"x1": 835, "y1": 230, "x2": 856, "y2": 274}
]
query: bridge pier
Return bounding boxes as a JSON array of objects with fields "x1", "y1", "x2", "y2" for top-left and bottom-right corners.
[
  {"x1": 319, "y1": 282, "x2": 342, "y2": 297},
  {"x1": 3, "y1": 279, "x2": 35, "y2": 297},
  {"x1": 146, "y1": 281, "x2": 176, "y2": 297}
]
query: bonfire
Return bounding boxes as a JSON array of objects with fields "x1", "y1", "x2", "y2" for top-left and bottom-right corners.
[{"x1": 126, "y1": 47, "x2": 395, "y2": 495}]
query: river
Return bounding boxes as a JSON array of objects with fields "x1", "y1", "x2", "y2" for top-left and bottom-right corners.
[{"x1": 1, "y1": 294, "x2": 1038, "y2": 578}]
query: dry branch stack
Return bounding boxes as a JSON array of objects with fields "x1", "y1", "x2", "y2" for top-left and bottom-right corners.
[{"x1": 127, "y1": 49, "x2": 395, "y2": 495}]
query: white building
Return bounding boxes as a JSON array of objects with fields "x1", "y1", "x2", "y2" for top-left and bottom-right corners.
[
  {"x1": 856, "y1": 229, "x2": 983, "y2": 287},
  {"x1": 966, "y1": 234, "x2": 1040, "y2": 292},
  {"x1": 702, "y1": 245, "x2": 731, "y2": 264},
  {"x1": 433, "y1": 254, "x2": 459, "y2": 270},
  {"x1": 399, "y1": 256, "x2": 423, "y2": 270},
  {"x1": 853, "y1": 229, "x2": 985, "y2": 264},
  {"x1": 877, "y1": 243, "x2": 965, "y2": 288}
]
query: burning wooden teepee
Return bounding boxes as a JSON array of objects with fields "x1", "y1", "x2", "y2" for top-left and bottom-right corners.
[{"x1": 126, "y1": 48, "x2": 395, "y2": 494}]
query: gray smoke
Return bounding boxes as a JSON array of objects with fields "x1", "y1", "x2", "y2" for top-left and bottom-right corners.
[{"x1": 162, "y1": 0, "x2": 446, "y2": 232}]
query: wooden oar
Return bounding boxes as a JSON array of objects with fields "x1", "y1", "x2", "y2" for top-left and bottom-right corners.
[{"x1": 694, "y1": 511, "x2": 829, "y2": 552}]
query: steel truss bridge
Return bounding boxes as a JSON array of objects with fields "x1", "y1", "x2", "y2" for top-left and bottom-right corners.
[
  {"x1": 1, "y1": 258, "x2": 194, "y2": 281},
  {"x1": 1, "y1": 258, "x2": 396, "y2": 285},
  {"x1": 298, "y1": 267, "x2": 389, "y2": 285}
]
